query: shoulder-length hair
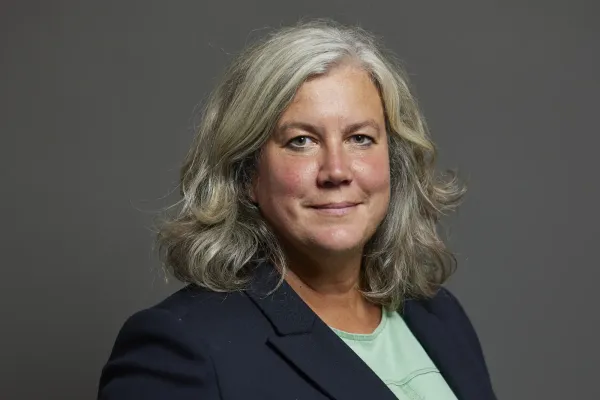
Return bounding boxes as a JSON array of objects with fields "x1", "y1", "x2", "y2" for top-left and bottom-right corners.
[{"x1": 156, "y1": 19, "x2": 466, "y2": 309}]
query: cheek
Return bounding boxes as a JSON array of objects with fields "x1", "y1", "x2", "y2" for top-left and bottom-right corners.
[
  {"x1": 355, "y1": 153, "x2": 391, "y2": 194},
  {"x1": 262, "y1": 158, "x2": 317, "y2": 200}
]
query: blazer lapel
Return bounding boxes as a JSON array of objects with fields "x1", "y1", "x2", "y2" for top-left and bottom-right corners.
[
  {"x1": 402, "y1": 297, "x2": 496, "y2": 400},
  {"x1": 246, "y1": 262, "x2": 397, "y2": 400}
]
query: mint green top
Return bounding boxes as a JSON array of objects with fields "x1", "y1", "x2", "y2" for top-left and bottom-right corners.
[{"x1": 330, "y1": 308, "x2": 458, "y2": 400}]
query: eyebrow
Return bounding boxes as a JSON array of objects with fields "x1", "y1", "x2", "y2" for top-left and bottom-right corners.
[{"x1": 276, "y1": 119, "x2": 382, "y2": 136}]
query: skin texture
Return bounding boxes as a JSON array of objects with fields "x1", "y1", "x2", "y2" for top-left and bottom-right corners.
[{"x1": 251, "y1": 64, "x2": 391, "y2": 333}]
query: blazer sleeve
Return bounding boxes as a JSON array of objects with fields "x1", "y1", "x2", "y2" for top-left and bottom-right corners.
[{"x1": 98, "y1": 307, "x2": 222, "y2": 400}]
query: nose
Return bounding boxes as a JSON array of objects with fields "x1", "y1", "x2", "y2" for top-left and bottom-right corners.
[{"x1": 316, "y1": 142, "x2": 353, "y2": 188}]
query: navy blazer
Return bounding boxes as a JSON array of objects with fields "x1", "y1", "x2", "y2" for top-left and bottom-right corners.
[{"x1": 98, "y1": 262, "x2": 496, "y2": 399}]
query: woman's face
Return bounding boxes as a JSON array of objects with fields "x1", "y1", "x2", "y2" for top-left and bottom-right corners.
[{"x1": 251, "y1": 64, "x2": 390, "y2": 258}]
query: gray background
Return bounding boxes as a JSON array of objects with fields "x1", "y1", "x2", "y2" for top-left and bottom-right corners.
[{"x1": 2, "y1": 1, "x2": 598, "y2": 399}]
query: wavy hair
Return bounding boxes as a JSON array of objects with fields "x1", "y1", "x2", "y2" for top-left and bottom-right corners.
[{"x1": 156, "y1": 19, "x2": 466, "y2": 309}]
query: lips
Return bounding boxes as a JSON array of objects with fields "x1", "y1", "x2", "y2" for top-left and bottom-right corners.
[
  {"x1": 308, "y1": 202, "x2": 360, "y2": 216},
  {"x1": 310, "y1": 202, "x2": 359, "y2": 209}
]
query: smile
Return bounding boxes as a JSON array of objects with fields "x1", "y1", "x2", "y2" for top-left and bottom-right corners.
[{"x1": 309, "y1": 202, "x2": 359, "y2": 216}]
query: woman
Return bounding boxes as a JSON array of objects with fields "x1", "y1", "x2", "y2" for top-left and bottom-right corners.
[{"x1": 98, "y1": 20, "x2": 497, "y2": 399}]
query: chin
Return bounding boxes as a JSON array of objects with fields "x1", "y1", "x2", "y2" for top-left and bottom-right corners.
[{"x1": 307, "y1": 230, "x2": 367, "y2": 254}]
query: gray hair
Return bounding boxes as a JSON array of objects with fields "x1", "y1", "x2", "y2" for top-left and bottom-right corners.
[{"x1": 156, "y1": 19, "x2": 466, "y2": 309}]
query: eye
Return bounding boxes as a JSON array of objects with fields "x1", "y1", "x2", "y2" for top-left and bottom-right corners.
[
  {"x1": 350, "y1": 134, "x2": 374, "y2": 146},
  {"x1": 287, "y1": 136, "x2": 316, "y2": 149}
]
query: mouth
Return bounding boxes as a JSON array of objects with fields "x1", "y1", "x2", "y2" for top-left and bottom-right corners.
[{"x1": 308, "y1": 202, "x2": 360, "y2": 215}]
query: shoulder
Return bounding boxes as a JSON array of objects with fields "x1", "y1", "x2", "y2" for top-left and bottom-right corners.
[
  {"x1": 431, "y1": 287, "x2": 482, "y2": 339},
  {"x1": 98, "y1": 285, "x2": 262, "y2": 398},
  {"x1": 405, "y1": 286, "x2": 491, "y2": 374},
  {"x1": 151, "y1": 284, "x2": 247, "y2": 320},
  {"x1": 133, "y1": 284, "x2": 267, "y2": 340},
  {"x1": 409, "y1": 286, "x2": 483, "y2": 339},
  {"x1": 106, "y1": 283, "x2": 251, "y2": 354},
  {"x1": 405, "y1": 286, "x2": 474, "y2": 321}
]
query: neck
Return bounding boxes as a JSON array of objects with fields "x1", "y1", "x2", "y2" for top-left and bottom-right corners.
[
  {"x1": 286, "y1": 259, "x2": 362, "y2": 306},
  {"x1": 281, "y1": 246, "x2": 381, "y2": 334},
  {"x1": 282, "y1": 242, "x2": 363, "y2": 302}
]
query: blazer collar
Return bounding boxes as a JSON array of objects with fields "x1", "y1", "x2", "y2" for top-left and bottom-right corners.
[
  {"x1": 246, "y1": 262, "x2": 495, "y2": 400},
  {"x1": 401, "y1": 296, "x2": 497, "y2": 400},
  {"x1": 246, "y1": 261, "x2": 397, "y2": 400},
  {"x1": 246, "y1": 261, "x2": 315, "y2": 335}
]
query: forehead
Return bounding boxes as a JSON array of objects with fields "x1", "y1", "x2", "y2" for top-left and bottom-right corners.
[{"x1": 280, "y1": 65, "x2": 385, "y2": 123}]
